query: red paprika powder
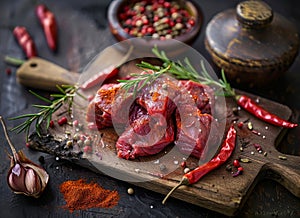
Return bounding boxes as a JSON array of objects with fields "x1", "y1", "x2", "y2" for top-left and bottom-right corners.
[{"x1": 59, "y1": 179, "x2": 120, "y2": 212}]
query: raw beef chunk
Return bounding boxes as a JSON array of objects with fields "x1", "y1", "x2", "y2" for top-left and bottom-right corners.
[
  {"x1": 174, "y1": 106, "x2": 219, "y2": 159},
  {"x1": 116, "y1": 77, "x2": 179, "y2": 159},
  {"x1": 116, "y1": 111, "x2": 175, "y2": 159},
  {"x1": 177, "y1": 80, "x2": 214, "y2": 114},
  {"x1": 86, "y1": 83, "x2": 121, "y2": 129}
]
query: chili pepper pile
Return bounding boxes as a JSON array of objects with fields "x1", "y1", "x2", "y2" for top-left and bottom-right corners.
[
  {"x1": 118, "y1": 0, "x2": 196, "y2": 40},
  {"x1": 13, "y1": 3, "x2": 57, "y2": 58}
]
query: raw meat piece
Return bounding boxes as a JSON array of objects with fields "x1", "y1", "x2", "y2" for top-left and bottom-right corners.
[
  {"x1": 86, "y1": 83, "x2": 121, "y2": 129},
  {"x1": 177, "y1": 80, "x2": 214, "y2": 114},
  {"x1": 116, "y1": 111, "x2": 175, "y2": 160},
  {"x1": 136, "y1": 76, "x2": 179, "y2": 121},
  {"x1": 174, "y1": 106, "x2": 219, "y2": 159},
  {"x1": 116, "y1": 76, "x2": 179, "y2": 159},
  {"x1": 174, "y1": 81, "x2": 218, "y2": 159}
]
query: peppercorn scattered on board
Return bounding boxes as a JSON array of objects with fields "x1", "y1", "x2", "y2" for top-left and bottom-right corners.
[{"x1": 27, "y1": 60, "x2": 300, "y2": 216}]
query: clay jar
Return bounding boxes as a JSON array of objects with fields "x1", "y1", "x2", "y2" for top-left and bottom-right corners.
[{"x1": 205, "y1": 0, "x2": 299, "y2": 87}]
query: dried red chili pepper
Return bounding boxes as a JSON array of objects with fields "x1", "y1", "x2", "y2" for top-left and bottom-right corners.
[
  {"x1": 80, "y1": 66, "x2": 119, "y2": 90},
  {"x1": 13, "y1": 26, "x2": 38, "y2": 59},
  {"x1": 36, "y1": 4, "x2": 58, "y2": 51},
  {"x1": 162, "y1": 125, "x2": 236, "y2": 204},
  {"x1": 236, "y1": 95, "x2": 298, "y2": 128}
]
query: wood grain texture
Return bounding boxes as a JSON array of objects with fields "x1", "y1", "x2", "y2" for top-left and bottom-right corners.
[{"x1": 27, "y1": 73, "x2": 300, "y2": 216}]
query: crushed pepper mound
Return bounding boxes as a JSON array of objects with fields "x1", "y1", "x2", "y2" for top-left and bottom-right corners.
[{"x1": 59, "y1": 179, "x2": 120, "y2": 212}]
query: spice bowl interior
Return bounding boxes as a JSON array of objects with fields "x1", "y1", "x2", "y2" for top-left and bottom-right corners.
[{"x1": 107, "y1": 0, "x2": 203, "y2": 51}]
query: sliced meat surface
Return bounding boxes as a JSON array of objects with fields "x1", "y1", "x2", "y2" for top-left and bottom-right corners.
[
  {"x1": 174, "y1": 106, "x2": 219, "y2": 159},
  {"x1": 116, "y1": 76, "x2": 179, "y2": 159},
  {"x1": 177, "y1": 80, "x2": 214, "y2": 114},
  {"x1": 86, "y1": 83, "x2": 121, "y2": 129},
  {"x1": 116, "y1": 107, "x2": 175, "y2": 160},
  {"x1": 136, "y1": 76, "x2": 179, "y2": 121}
]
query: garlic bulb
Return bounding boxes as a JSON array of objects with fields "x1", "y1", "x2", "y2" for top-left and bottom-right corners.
[{"x1": 0, "y1": 116, "x2": 49, "y2": 198}]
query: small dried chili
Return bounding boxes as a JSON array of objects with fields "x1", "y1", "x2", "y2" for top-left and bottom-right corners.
[
  {"x1": 236, "y1": 95, "x2": 298, "y2": 128},
  {"x1": 13, "y1": 26, "x2": 38, "y2": 58},
  {"x1": 36, "y1": 4, "x2": 58, "y2": 51},
  {"x1": 80, "y1": 67, "x2": 119, "y2": 90},
  {"x1": 162, "y1": 125, "x2": 236, "y2": 204}
]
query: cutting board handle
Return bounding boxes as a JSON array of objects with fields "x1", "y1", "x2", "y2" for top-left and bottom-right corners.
[
  {"x1": 16, "y1": 57, "x2": 79, "y2": 91},
  {"x1": 263, "y1": 154, "x2": 300, "y2": 198}
]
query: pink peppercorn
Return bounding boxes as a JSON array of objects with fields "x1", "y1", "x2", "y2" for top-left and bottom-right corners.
[
  {"x1": 57, "y1": 116, "x2": 67, "y2": 126},
  {"x1": 233, "y1": 159, "x2": 240, "y2": 167},
  {"x1": 143, "y1": 19, "x2": 149, "y2": 25},
  {"x1": 237, "y1": 122, "x2": 244, "y2": 128},
  {"x1": 83, "y1": 145, "x2": 92, "y2": 153},
  {"x1": 180, "y1": 161, "x2": 186, "y2": 168},
  {"x1": 188, "y1": 19, "x2": 195, "y2": 26},
  {"x1": 153, "y1": 15, "x2": 159, "y2": 22},
  {"x1": 73, "y1": 120, "x2": 79, "y2": 127},
  {"x1": 164, "y1": 2, "x2": 171, "y2": 8},
  {"x1": 49, "y1": 120, "x2": 55, "y2": 128},
  {"x1": 170, "y1": 7, "x2": 177, "y2": 13}
]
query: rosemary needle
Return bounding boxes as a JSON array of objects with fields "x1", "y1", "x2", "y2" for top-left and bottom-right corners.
[{"x1": 9, "y1": 84, "x2": 79, "y2": 140}]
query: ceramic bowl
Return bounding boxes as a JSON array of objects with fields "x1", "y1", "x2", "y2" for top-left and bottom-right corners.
[{"x1": 107, "y1": 0, "x2": 203, "y2": 52}]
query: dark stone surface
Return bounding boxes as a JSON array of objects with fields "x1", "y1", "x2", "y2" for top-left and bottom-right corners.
[{"x1": 0, "y1": 0, "x2": 299, "y2": 217}]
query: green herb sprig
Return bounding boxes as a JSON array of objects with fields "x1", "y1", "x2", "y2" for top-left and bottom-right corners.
[
  {"x1": 119, "y1": 46, "x2": 235, "y2": 97},
  {"x1": 10, "y1": 84, "x2": 79, "y2": 140},
  {"x1": 118, "y1": 62, "x2": 171, "y2": 96}
]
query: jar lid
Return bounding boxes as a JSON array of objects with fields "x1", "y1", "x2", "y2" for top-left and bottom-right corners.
[
  {"x1": 205, "y1": 0, "x2": 299, "y2": 87},
  {"x1": 236, "y1": 0, "x2": 273, "y2": 29}
]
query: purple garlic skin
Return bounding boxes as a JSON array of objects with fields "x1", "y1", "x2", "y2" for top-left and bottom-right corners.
[
  {"x1": 7, "y1": 150, "x2": 49, "y2": 198},
  {"x1": 0, "y1": 115, "x2": 49, "y2": 198}
]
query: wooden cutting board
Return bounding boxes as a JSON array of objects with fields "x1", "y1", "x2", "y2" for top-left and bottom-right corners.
[{"x1": 25, "y1": 59, "x2": 300, "y2": 216}]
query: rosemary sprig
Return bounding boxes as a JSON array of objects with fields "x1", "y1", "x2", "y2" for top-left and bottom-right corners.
[
  {"x1": 10, "y1": 84, "x2": 79, "y2": 140},
  {"x1": 119, "y1": 46, "x2": 235, "y2": 97},
  {"x1": 117, "y1": 62, "x2": 171, "y2": 96}
]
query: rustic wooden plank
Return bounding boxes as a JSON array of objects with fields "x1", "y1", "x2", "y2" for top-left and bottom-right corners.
[{"x1": 27, "y1": 61, "x2": 300, "y2": 216}]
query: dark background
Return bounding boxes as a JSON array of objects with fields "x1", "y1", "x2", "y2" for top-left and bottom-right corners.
[{"x1": 0, "y1": 0, "x2": 300, "y2": 217}]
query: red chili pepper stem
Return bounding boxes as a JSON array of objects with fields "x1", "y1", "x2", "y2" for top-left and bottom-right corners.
[
  {"x1": 162, "y1": 125, "x2": 237, "y2": 204},
  {"x1": 235, "y1": 95, "x2": 298, "y2": 128}
]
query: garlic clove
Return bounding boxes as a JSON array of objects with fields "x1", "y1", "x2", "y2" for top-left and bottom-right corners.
[
  {"x1": 1, "y1": 116, "x2": 49, "y2": 198},
  {"x1": 25, "y1": 168, "x2": 41, "y2": 196},
  {"x1": 8, "y1": 151, "x2": 50, "y2": 198},
  {"x1": 7, "y1": 164, "x2": 27, "y2": 193}
]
